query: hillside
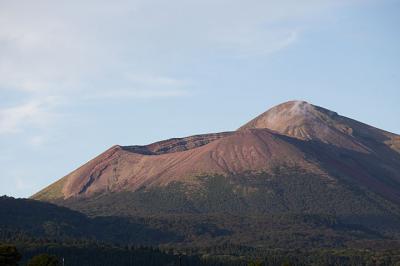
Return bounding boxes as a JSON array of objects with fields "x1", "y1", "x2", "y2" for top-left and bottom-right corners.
[
  {"x1": 0, "y1": 196, "x2": 177, "y2": 245},
  {"x1": 31, "y1": 100, "x2": 400, "y2": 248},
  {"x1": 2, "y1": 196, "x2": 399, "y2": 252}
]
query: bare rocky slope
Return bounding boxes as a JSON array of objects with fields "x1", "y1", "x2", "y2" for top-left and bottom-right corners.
[
  {"x1": 33, "y1": 100, "x2": 400, "y2": 204},
  {"x1": 30, "y1": 100, "x2": 400, "y2": 247}
]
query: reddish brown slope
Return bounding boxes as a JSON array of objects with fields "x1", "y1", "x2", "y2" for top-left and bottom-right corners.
[
  {"x1": 33, "y1": 100, "x2": 400, "y2": 204},
  {"x1": 33, "y1": 129, "x2": 322, "y2": 199}
]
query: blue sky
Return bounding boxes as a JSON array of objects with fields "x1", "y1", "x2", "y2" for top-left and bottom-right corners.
[{"x1": 0, "y1": 0, "x2": 399, "y2": 198}]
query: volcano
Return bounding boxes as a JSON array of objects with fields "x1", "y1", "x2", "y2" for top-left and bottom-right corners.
[
  {"x1": 33, "y1": 100, "x2": 400, "y2": 203},
  {"x1": 31, "y1": 101, "x2": 400, "y2": 248}
]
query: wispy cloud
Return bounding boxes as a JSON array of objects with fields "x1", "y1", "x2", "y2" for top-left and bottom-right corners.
[
  {"x1": 89, "y1": 88, "x2": 189, "y2": 100},
  {"x1": 0, "y1": 0, "x2": 365, "y2": 136},
  {"x1": 221, "y1": 29, "x2": 300, "y2": 58},
  {"x1": 28, "y1": 135, "x2": 46, "y2": 147},
  {"x1": 0, "y1": 97, "x2": 59, "y2": 135},
  {"x1": 87, "y1": 74, "x2": 190, "y2": 99}
]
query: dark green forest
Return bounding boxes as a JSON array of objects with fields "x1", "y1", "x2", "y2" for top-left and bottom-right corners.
[
  {"x1": 2, "y1": 241, "x2": 400, "y2": 265},
  {"x1": 2, "y1": 189, "x2": 400, "y2": 265},
  {"x1": 2, "y1": 168, "x2": 400, "y2": 265}
]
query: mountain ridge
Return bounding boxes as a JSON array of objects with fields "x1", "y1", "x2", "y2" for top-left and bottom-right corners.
[{"x1": 33, "y1": 100, "x2": 400, "y2": 211}]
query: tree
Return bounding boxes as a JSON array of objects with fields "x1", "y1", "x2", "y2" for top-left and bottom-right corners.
[
  {"x1": 248, "y1": 260, "x2": 262, "y2": 266},
  {"x1": 0, "y1": 244, "x2": 21, "y2": 266},
  {"x1": 28, "y1": 254, "x2": 60, "y2": 266}
]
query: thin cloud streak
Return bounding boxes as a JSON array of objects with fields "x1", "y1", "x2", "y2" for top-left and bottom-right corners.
[
  {"x1": 87, "y1": 88, "x2": 190, "y2": 100},
  {"x1": 0, "y1": 97, "x2": 60, "y2": 135}
]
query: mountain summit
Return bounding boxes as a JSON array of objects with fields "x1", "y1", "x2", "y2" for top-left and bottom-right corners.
[
  {"x1": 240, "y1": 100, "x2": 399, "y2": 153},
  {"x1": 239, "y1": 100, "x2": 340, "y2": 139}
]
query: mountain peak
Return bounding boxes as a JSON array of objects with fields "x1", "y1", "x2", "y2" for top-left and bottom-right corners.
[
  {"x1": 239, "y1": 100, "x2": 400, "y2": 155},
  {"x1": 240, "y1": 100, "x2": 332, "y2": 129},
  {"x1": 239, "y1": 100, "x2": 356, "y2": 144},
  {"x1": 259, "y1": 100, "x2": 319, "y2": 122}
]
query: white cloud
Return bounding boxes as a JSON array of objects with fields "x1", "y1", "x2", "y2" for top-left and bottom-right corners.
[
  {"x1": 0, "y1": 97, "x2": 59, "y2": 134},
  {"x1": 81, "y1": 72, "x2": 190, "y2": 100},
  {"x1": 89, "y1": 88, "x2": 189, "y2": 100},
  {"x1": 125, "y1": 74, "x2": 189, "y2": 88},
  {"x1": 87, "y1": 74, "x2": 190, "y2": 99},
  {"x1": 15, "y1": 177, "x2": 28, "y2": 191},
  {"x1": 28, "y1": 135, "x2": 46, "y2": 147},
  {"x1": 218, "y1": 29, "x2": 300, "y2": 58}
]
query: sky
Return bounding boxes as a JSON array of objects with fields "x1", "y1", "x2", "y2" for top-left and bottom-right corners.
[{"x1": 0, "y1": 0, "x2": 399, "y2": 198}]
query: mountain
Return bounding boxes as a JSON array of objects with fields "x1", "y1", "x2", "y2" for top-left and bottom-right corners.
[
  {"x1": 31, "y1": 100, "x2": 400, "y2": 248},
  {"x1": 33, "y1": 100, "x2": 400, "y2": 202}
]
